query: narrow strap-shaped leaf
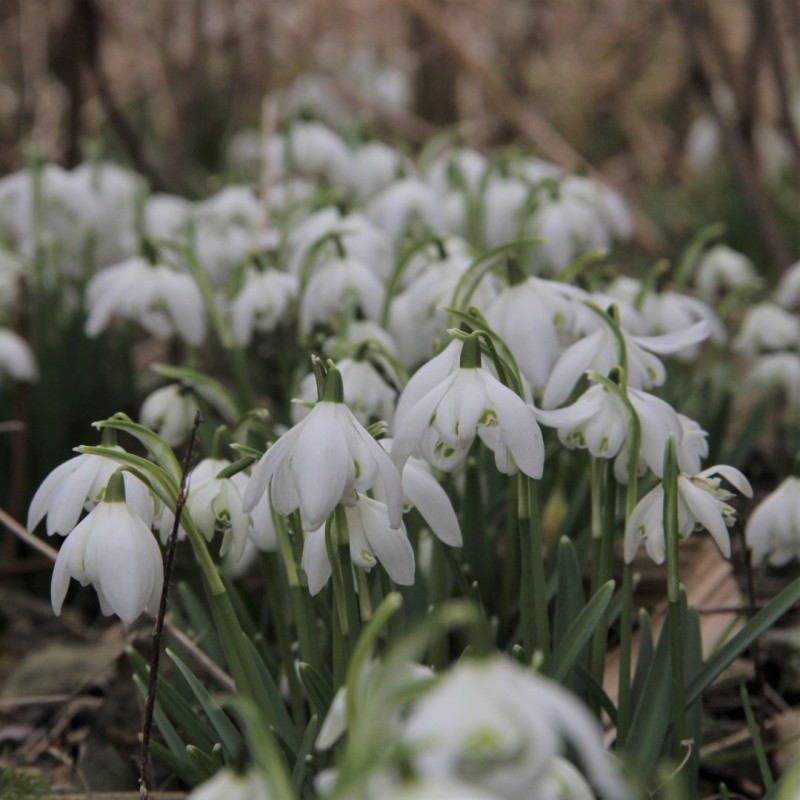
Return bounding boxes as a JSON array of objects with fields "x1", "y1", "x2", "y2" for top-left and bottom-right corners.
[
  {"x1": 553, "y1": 536, "x2": 585, "y2": 648},
  {"x1": 185, "y1": 744, "x2": 216, "y2": 778},
  {"x1": 298, "y1": 661, "x2": 335, "y2": 718},
  {"x1": 630, "y1": 609, "x2": 654, "y2": 705},
  {"x1": 572, "y1": 662, "x2": 618, "y2": 725},
  {"x1": 177, "y1": 582, "x2": 225, "y2": 665},
  {"x1": 152, "y1": 363, "x2": 240, "y2": 423},
  {"x1": 148, "y1": 739, "x2": 205, "y2": 786},
  {"x1": 547, "y1": 580, "x2": 614, "y2": 683},
  {"x1": 168, "y1": 648, "x2": 245, "y2": 761},
  {"x1": 291, "y1": 715, "x2": 320, "y2": 796}
]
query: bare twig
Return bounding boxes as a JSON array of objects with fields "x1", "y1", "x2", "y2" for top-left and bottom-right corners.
[
  {"x1": 140, "y1": 411, "x2": 202, "y2": 799},
  {"x1": 0, "y1": 507, "x2": 58, "y2": 560}
]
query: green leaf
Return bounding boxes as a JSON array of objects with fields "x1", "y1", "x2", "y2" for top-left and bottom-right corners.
[
  {"x1": 152, "y1": 363, "x2": 240, "y2": 424},
  {"x1": 298, "y1": 662, "x2": 335, "y2": 719},
  {"x1": 176, "y1": 582, "x2": 226, "y2": 665},
  {"x1": 185, "y1": 744, "x2": 216, "y2": 777},
  {"x1": 291, "y1": 715, "x2": 320, "y2": 796},
  {"x1": 168, "y1": 648, "x2": 245, "y2": 762},
  {"x1": 631, "y1": 609, "x2": 654, "y2": 703},
  {"x1": 764, "y1": 752, "x2": 800, "y2": 799},
  {"x1": 547, "y1": 580, "x2": 614, "y2": 683},
  {"x1": 148, "y1": 739, "x2": 205, "y2": 786},
  {"x1": 553, "y1": 536, "x2": 585, "y2": 647}
]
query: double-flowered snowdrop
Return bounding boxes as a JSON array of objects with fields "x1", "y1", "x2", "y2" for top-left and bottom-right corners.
[
  {"x1": 243, "y1": 362, "x2": 403, "y2": 531},
  {"x1": 50, "y1": 470, "x2": 163, "y2": 623},
  {"x1": 745, "y1": 476, "x2": 800, "y2": 567},
  {"x1": 624, "y1": 465, "x2": 752, "y2": 564},
  {"x1": 0, "y1": 328, "x2": 37, "y2": 387},
  {"x1": 401, "y1": 656, "x2": 624, "y2": 800},
  {"x1": 391, "y1": 334, "x2": 544, "y2": 476}
]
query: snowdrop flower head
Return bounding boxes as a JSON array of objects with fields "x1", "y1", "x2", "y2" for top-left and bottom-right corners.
[
  {"x1": 426, "y1": 147, "x2": 488, "y2": 195},
  {"x1": 229, "y1": 267, "x2": 298, "y2": 346},
  {"x1": 301, "y1": 492, "x2": 415, "y2": 594},
  {"x1": 243, "y1": 362, "x2": 403, "y2": 531},
  {"x1": 695, "y1": 244, "x2": 760, "y2": 302},
  {"x1": 733, "y1": 302, "x2": 800, "y2": 356},
  {"x1": 140, "y1": 384, "x2": 199, "y2": 448},
  {"x1": 51, "y1": 470, "x2": 163, "y2": 623},
  {"x1": 344, "y1": 141, "x2": 412, "y2": 202},
  {"x1": 745, "y1": 475, "x2": 800, "y2": 566},
  {"x1": 188, "y1": 767, "x2": 273, "y2": 800},
  {"x1": 624, "y1": 464, "x2": 752, "y2": 564},
  {"x1": 481, "y1": 177, "x2": 530, "y2": 248},
  {"x1": 402, "y1": 655, "x2": 624, "y2": 800},
  {"x1": 283, "y1": 120, "x2": 350, "y2": 183},
  {"x1": 775, "y1": 260, "x2": 800, "y2": 310},
  {"x1": 391, "y1": 334, "x2": 545, "y2": 477},
  {"x1": 745, "y1": 352, "x2": 800, "y2": 408},
  {"x1": 0, "y1": 328, "x2": 38, "y2": 386},
  {"x1": 366, "y1": 178, "x2": 445, "y2": 243}
]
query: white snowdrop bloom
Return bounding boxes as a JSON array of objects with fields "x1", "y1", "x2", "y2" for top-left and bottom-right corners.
[
  {"x1": 685, "y1": 115, "x2": 720, "y2": 172},
  {"x1": 193, "y1": 184, "x2": 262, "y2": 231},
  {"x1": 426, "y1": 147, "x2": 489, "y2": 194},
  {"x1": 142, "y1": 193, "x2": 191, "y2": 242},
  {"x1": 534, "y1": 757, "x2": 596, "y2": 800},
  {"x1": 322, "y1": 320, "x2": 399, "y2": 361},
  {"x1": 542, "y1": 319, "x2": 711, "y2": 408},
  {"x1": 286, "y1": 206, "x2": 343, "y2": 275},
  {"x1": 28, "y1": 449, "x2": 154, "y2": 536},
  {"x1": 299, "y1": 256, "x2": 385, "y2": 334},
  {"x1": 391, "y1": 337, "x2": 544, "y2": 477},
  {"x1": 624, "y1": 465, "x2": 752, "y2": 564},
  {"x1": 398, "y1": 235, "x2": 474, "y2": 289},
  {"x1": 677, "y1": 413, "x2": 709, "y2": 476},
  {"x1": 343, "y1": 141, "x2": 412, "y2": 202},
  {"x1": 745, "y1": 352, "x2": 800, "y2": 407},
  {"x1": 301, "y1": 492, "x2": 415, "y2": 594},
  {"x1": 517, "y1": 156, "x2": 564, "y2": 185},
  {"x1": 734, "y1": 302, "x2": 800, "y2": 356},
  {"x1": 243, "y1": 370, "x2": 404, "y2": 531},
  {"x1": 293, "y1": 357, "x2": 397, "y2": 427},
  {"x1": 245, "y1": 484, "x2": 280, "y2": 552},
  {"x1": 381, "y1": 779, "x2": 503, "y2": 800},
  {"x1": 85, "y1": 257, "x2": 206, "y2": 345},
  {"x1": 484, "y1": 277, "x2": 583, "y2": 394},
  {"x1": 695, "y1": 245, "x2": 760, "y2": 302},
  {"x1": 571, "y1": 290, "x2": 647, "y2": 337},
  {"x1": 140, "y1": 384, "x2": 199, "y2": 448},
  {"x1": 188, "y1": 767, "x2": 272, "y2": 800},
  {"x1": 366, "y1": 178, "x2": 446, "y2": 243},
  {"x1": 229, "y1": 268, "x2": 298, "y2": 346},
  {"x1": 51, "y1": 472, "x2": 163, "y2": 623},
  {"x1": 560, "y1": 176, "x2": 633, "y2": 241},
  {"x1": 402, "y1": 656, "x2": 624, "y2": 800},
  {"x1": 268, "y1": 177, "x2": 316, "y2": 213},
  {"x1": 538, "y1": 381, "x2": 687, "y2": 482},
  {"x1": 327, "y1": 214, "x2": 394, "y2": 283},
  {"x1": 282, "y1": 121, "x2": 351, "y2": 182},
  {"x1": 481, "y1": 177, "x2": 530, "y2": 248},
  {"x1": 193, "y1": 222, "x2": 254, "y2": 286},
  {"x1": 746, "y1": 477, "x2": 800, "y2": 566},
  {"x1": 775, "y1": 260, "x2": 800, "y2": 310},
  {"x1": 0, "y1": 328, "x2": 37, "y2": 386}
]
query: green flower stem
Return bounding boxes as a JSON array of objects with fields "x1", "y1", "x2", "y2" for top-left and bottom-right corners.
[
  {"x1": 518, "y1": 475, "x2": 550, "y2": 661},
  {"x1": 663, "y1": 435, "x2": 686, "y2": 758},
  {"x1": 355, "y1": 567, "x2": 373, "y2": 621},
  {"x1": 334, "y1": 505, "x2": 362, "y2": 641},
  {"x1": 325, "y1": 514, "x2": 349, "y2": 637},
  {"x1": 501, "y1": 477, "x2": 519, "y2": 638},
  {"x1": 428, "y1": 538, "x2": 449, "y2": 670}
]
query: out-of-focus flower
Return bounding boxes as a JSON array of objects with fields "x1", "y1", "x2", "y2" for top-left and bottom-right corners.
[
  {"x1": 734, "y1": 302, "x2": 800, "y2": 356},
  {"x1": 140, "y1": 384, "x2": 199, "y2": 448},
  {"x1": 229, "y1": 268, "x2": 298, "y2": 346},
  {"x1": 694, "y1": 245, "x2": 760, "y2": 302},
  {"x1": 0, "y1": 328, "x2": 37, "y2": 386},
  {"x1": 51, "y1": 471, "x2": 163, "y2": 623},
  {"x1": 745, "y1": 476, "x2": 800, "y2": 566},
  {"x1": 745, "y1": 352, "x2": 800, "y2": 407},
  {"x1": 366, "y1": 178, "x2": 445, "y2": 243},
  {"x1": 775, "y1": 260, "x2": 800, "y2": 310},
  {"x1": 188, "y1": 767, "x2": 272, "y2": 800},
  {"x1": 624, "y1": 465, "x2": 752, "y2": 564}
]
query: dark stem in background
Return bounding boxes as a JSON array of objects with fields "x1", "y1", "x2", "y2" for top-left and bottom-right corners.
[{"x1": 139, "y1": 411, "x2": 202, "y2": 799}]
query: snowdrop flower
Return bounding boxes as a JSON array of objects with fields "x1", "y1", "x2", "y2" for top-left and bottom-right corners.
[
  {"x1": 301, "y1": 493, "x2": 415, "y2": 594},
  {"x1": 391, "y1": 335, "x2": 544, "y2": 476},
  {"x1": 243, "y1": 364, "x2": 403, "y2": 531},
  {"x1": 85, "y1": 257, "x2": 205, "y2": 345},
  {"x1": 538, "y1": 379, "x2": 689, "y2": 482},
  {"x1": 188, "y1": 767, "x2": 272, "y2": 800},
  {"x1": 140, "y1": 384, "x2": 199, "y2": 448},
  {"x1": 246, "y1": 487, "x2": 280, "y2": 552},
  {"x1": 229, "y1": 268, "x2": 298, "y2": 346},
  {"x1": 293, "y1": 357, "x2": 397, "y2": 427},
  {"x1": 484, "y1": 277, "x2": 583, "y2": 393},
  {"x1": 678, "y1": 413, "x2": 710, "y2": 475},
  {"x1": 481, "y1": 177, "x2": 530, "y2": 248},
  {"x1": 193, "y1": 185, "x2": 262, "y2": 231},
  {"x1": 366, "y1": 178, "x2": 445, "y2": 243},
  {"x1": 734, "y1": 302, "x2": 800, "y2": 356},
  {"x1": 285, "y1": 207, "x2": 343, "y2": 275},
  {"x1": 695, "y1": 245, "x2": 760, "y2": 302},
  {"x1": 624, "y1": 465, "x2": 752, "y2": 564},
  {"x1": 281, "y1": 121, "x2": 350, "y2": 183},
  {"x1": 381, "y1": 778, "x2": 503, "y2": 800},
  {"x1": 775, "y1": 260, "x2": 800, "y2": 310},
  {"x1": 745, "y1": 476, "x2": 800, "y2": 566},
  {"x1": 51, "y1": 471, "x2": 163, "y2": 623},
  {"x1": 402, "y1": 656, "x2": 623, "y2": 800},
  {"x1": 745, "y1": 352, "x2": 800, "y2": 407},
  {"x1": 542, "y1": 317, "x2": 710, "y2": 409},
  {"x1": 299, "y1": 256, "x2": 384, "y2": 335},
  {"x1": 141, "y1": 193, "x2": 190, "y2": 242},
  {"x1": 28, "y1": 448, "x2": 154, "y2": 536},
  {"x1": 0, "y1": 250, "x2": 24, "y2": 315},
  {"x1": 193, "y1": 222, "x2": 254, "y2": 286},
  {"x1": 560, "y1": 176, "x2": 633, "y2": 240},
  {"x1": 344, "y1": 141, "x2": 412, "y2": 202},
  {"x1": 0, "y1": 328, "x2": 37, "y2": 386},
  {"x1": 426, "y1": 147, "x2": 488, "y2": 195}
]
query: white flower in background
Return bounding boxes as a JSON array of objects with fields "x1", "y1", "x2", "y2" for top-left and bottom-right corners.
[
  {"x1": 243, "y1": 370, "x2": 404, "y2": 531},
  {"x1": 229, "y1": 268, "x2": 298, "y2": 346},
  {"x1": 28, "y1": 449, "x2": 154, "y2": 536},
  {"x1": 85, "y1": 257, "x2": 206, "y2": 345},
  {"x1": 0, "y1": 328, "x2": 38, "y2": 386},
  {"x1": 537, "y1": 380, "x2": 688, "y2": 482},
  {"x1": 141, "y1": 193, "x2": 191, "y2": 241},
  {"x1": 188, "y1": 767, "x2": 272, "y2": 800},
  {"x1": 193, "y1": 185, "x2": 262, "y2": 231},
  {"x1": 571, "y1": 290, "x2": 647, "y2": 337},
  {"x1": 366, "y1": 178, "x2": 445, "y2": 243},
  {"x1": 0, "y1": 249, "x2": 24, "y2": 314},
  {"x1": 269, "y1": 177, "x2": 316, "y2": 214},
  {"x1": 193, "y1": 222, "x2": 254, "y2": 286},
  {"x1": 293, "y1": 357, "x2": 397, "y2": 427},
  {"x1": 426, "y1": 147, "x2": 488, "y2": 195},
  {"x1": 624, "y1": 465, "x2": 752, "y2": 564},
  {"x1": 734, "y1": 302, "x2": 800, "y2": 356},
  {"x1": 745, "y1": 477, "x2": 800, "y2": 566},
  {"x1": 541, "y1": 319, "x2": 710, "y2": 409},
  {"x1": 775, "y1": 260, "x2": 800, "y2": 310},
  {"x1": 678, "y1": 413, "x2": 710, "y2": 475},
  {"x1": 560, "y1": 176, "x2": 633, "y2": 241},
  {"x1": 745, "y1": 352, "x2": 800, "y2": 407},
  {"x1": 344, "y1": 141, "x2": 412, "y2": 202},
  {"x1": 694, "y1": 244, "x2": 760, "y2": 302},
  {"x1": 140, "y1": 384, "x2": 199, "y2": 448},
  {"x1": 285, "y1": 207, "x2": 342, "y2": 275},
  {"x1": 51, "y1": 471, "x2": 163, "y2": 623},
  {"x1": 301, "y1": 492, "x2": 415, "y2": 594},
  {"x1": 535, "y1": 757, "x2": 596, "y2": 800},
  {"x1": 484, "y1": 277, "x2": 583, "y2": 393},
  {"x1": 481, "y1": 177, "x2": 530, "y2": 248},
  {"x1": 280, "y1": 121, "x2": 351, "y2": 183},
  {"x1": 299, "y1": 256, "x2": 385, "y2": 334},
  {"x1": 402, "y1": 656, "x2": 623, "y2": 800},
  {"x1": 391, "y1": 337, "x2": 544, "y2": 476}
]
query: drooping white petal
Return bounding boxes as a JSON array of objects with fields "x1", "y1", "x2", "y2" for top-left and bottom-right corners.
[
  {"x1": 301, "y1": 527, "x2": 333, "y2": 595},
  {"x1": 633, "y1": 320, "x2": 710, "y2": 354},
  {"x1": 678, "y1": 477, "x2": 732, "y2": 558},
  {"x1": 542, "y1": 331, "x2": 604, "y2": 409},
  {"x1": 698, "y1": 465, "x2": 753, "y2": 498},
  {"x1": 490, "y1": 380, "x2": 545, "y2": 479},
  {"x1": 401, "y1": 459, "x2": 462, "y2": 546},
  {"x1": 357, "y1": 497, "x2": 415, "y2": 585}
]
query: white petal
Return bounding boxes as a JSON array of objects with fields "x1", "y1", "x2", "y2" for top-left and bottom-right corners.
[
  {"x1": 402, "y1": 460, "x2": 462, "y2": 546},
  {"x1": 634, "y1": 320, "x2": 710, "y2": 354},
  {"x1": 679, "y1": 478, "x2": 732, "y2": 558},
  {"x1": 301, "y1": 527, "x2": 332, "y2": 595},
  {"x1": 542, "y1": 331, "x2": 602, "y2": 409},
  {"x1": 699, "y1": 465, "x2": 753, "y2": 498},
  {"x1": 491, "y1": 383, "x2": 545, "y2": 479}
]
